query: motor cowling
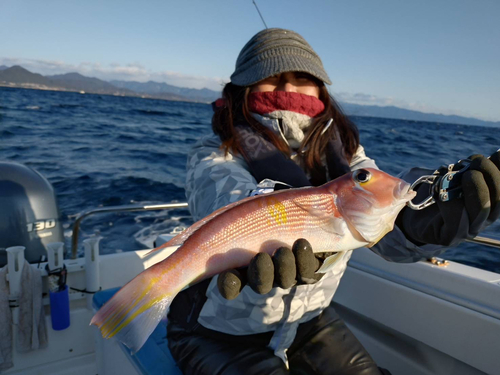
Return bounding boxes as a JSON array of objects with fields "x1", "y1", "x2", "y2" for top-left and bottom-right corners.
[{"x1": 0, "y1": 161, "x2": 64, "y2": 266}]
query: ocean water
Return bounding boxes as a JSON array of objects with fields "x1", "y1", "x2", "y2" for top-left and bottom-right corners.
[{"x1": 1, "y1": 87, "x2": 499, "y2": 273}]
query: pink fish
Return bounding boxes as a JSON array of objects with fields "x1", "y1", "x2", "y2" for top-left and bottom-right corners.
[{"x1": 91, "y1": 168, "x2": 416, "y2": 352}]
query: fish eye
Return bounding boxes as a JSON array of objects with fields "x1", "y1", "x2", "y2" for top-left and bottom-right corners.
[{"x1": 353, "y1": 169, "x2": 371, "y2": 184}]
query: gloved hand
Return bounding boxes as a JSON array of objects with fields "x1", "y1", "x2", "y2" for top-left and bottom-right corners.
[
  {"x1": 398, "y1": 151, "x2": 500, "y2": 247},
  {"x1": 217, "y1": 239, "x2": 330, "y2": 300}
]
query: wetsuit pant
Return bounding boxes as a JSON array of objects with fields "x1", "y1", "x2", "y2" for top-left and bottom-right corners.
[{"x1": 167, "y1": 305, "x2": 390, "y2": 375}]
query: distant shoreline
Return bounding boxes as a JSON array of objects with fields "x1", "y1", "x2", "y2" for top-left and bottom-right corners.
[{"x1": 0, "y1": 83, "x2": 211, "y2": 105}]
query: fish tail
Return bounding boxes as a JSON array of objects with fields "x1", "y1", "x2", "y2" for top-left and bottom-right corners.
[{"x1": 90, "y1": 271, "x2": 177, "y2": 353}]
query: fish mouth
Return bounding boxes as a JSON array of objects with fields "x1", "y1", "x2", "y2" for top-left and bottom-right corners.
[{"x1": 394, "y1": 181, "x2": 417, "y2": 203}]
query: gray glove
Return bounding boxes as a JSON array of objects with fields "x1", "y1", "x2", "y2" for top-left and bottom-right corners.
[
  {"x1": 217, "y1": 239, "x2": 329, "y2": 300},
  {"x1": 398, "y1": 151, "x2": 500, "y2": 246}
]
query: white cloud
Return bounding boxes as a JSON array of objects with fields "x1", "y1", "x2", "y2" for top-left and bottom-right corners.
[
  {"x1": 334, "y1": 91, "x2": 404, "y2": 108},
  {"x1": 0, "y1": 57, "x2": 227, "y2": 91}
]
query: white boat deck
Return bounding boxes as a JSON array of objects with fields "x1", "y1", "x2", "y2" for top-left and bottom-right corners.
[{"x1": 2, "y1": 235, "x2": 500, "y2": 375}]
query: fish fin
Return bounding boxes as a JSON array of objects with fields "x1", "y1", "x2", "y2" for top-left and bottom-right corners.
[
  {"x1": 145, "y1": 247, "x2": 161, "y2": 256},
  {"x1": 292, "y1": 197, "x2": 346, "y2": 236},
  {"x1": 90, "y1": 272, "x2": 176, "y2": 353},
  {"x1": 316, "y1": 252, "x2": 345, "y2": 273}
]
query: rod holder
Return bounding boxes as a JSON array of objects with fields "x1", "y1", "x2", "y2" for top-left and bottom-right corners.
[
  {"x1": 46, "y1": 242, "x2": 65, "y2": 272},
  {"x1": 84, "y1": 237, "x2": 101, "y2": 310},
  {"x1": 6, "y1": 246, "x2": 26, "y2": 298},
  {"x1": 6, "y1": 246, "x2": 26, "y2": 325}
]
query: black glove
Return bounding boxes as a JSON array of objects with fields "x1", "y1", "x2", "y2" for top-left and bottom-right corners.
[
  {"x1": 398, "y1": 151, "x2": 500, "y2": 247},
  {"x1": 217, "y1": 239, "x2": 330, "y2": 300}
]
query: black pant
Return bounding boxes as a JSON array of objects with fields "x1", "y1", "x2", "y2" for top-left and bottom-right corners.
[{"x1": 167, "y1": 305, "x2": 388, "y2": 375}]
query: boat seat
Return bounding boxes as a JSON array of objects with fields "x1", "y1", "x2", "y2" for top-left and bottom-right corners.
[{"x1": 93, "y1": 287, "x2": 183, "y2": 375}]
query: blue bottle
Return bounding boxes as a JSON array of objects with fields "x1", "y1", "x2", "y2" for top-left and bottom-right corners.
[{"x1": 49, "y1": 284, "x2": 70, "y2": 330}]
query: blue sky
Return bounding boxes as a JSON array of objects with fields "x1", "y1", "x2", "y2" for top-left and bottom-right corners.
[{"x1": 1, "y1": 0, "x2": 499, "y2": 121}]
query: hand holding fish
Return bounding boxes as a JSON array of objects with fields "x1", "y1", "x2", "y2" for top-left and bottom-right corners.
[
  {"x1": 91, "y1": 168, "x2": 416, "y2": 353},
  {"x1": 218, "y1": 238, "x2": 330, "y2": 300}
]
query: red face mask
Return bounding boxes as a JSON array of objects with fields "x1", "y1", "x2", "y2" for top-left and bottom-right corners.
[{"x1": 248, "y1": 91, "x2": 325, "y2": 117}]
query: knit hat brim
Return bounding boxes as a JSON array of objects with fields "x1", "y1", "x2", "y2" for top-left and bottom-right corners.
[
  {"x1": 231, "y1": 53, "x2": 332, "y2": 86},
  {"x1": 230, "y1": 29, "x2": 332, "y2": 87}
]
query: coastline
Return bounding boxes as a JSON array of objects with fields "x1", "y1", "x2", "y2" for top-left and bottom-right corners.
[{"x1": 0, "y1": 83, "x2": 212, "y2": 104}]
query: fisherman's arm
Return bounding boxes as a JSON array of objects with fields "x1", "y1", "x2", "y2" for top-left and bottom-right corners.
[
  {"x1": 371, "y1": 151, "x2": 500, "y2": 262},
  {"x1": 348, "y1": 144, "x2": 378, "y2": 171}
]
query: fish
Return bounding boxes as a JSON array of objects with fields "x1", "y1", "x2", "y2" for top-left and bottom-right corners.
[{"x1": 90, "y1": 168, "x2": 416, "y2": 352}]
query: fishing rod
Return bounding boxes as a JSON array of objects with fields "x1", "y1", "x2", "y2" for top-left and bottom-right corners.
[{"x1": 252, "y1": 0, "x2": 268, "y2": 29}]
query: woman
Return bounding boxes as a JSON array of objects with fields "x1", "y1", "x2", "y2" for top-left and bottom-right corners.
[{"x1": 167, "y1": 28, "x2": 500, "y2": 375}]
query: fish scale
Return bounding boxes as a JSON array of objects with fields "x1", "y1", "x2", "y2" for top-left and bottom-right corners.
[{"x1": 198, "y1": 193, "x2": 337, "y2": 258}]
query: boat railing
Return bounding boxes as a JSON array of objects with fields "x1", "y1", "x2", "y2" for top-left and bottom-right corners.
[
  {"x1": 467, "y1": 235, "x2": 500, "y2": 250},
  {"x1": 70, "y1": 202, "x2": 189, "y2": 258},
  {"x1": 70, "y1": 202, "x2": 500, "y2": 258}
]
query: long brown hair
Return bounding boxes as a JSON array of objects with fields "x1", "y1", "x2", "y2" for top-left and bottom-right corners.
[{"x1": 212, "y1": 81, "x2": 359, "y2": 174}]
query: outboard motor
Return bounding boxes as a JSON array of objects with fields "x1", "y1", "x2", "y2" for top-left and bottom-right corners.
[{"x1": 0, "y1": 161, "x2": 64, "y2": 266}]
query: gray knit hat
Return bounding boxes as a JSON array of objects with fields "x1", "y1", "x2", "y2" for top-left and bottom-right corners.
[{"x1": 230, "y1": 28, "x2": 331, "y2": 86}]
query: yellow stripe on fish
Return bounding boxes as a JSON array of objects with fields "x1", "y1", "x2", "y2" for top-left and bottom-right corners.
[
  {"x1": 106, "y1": 293, "x2": 168, "y2": 339},
  {"x1": 99, "y1": 274, "x2": 165, "y2": 337},
  {"x1": 99, "y1": 282, "x2": 155, "y2": 337},
  {"x1": 266, "y1": 196, "x2": 288, "y2": 226}
]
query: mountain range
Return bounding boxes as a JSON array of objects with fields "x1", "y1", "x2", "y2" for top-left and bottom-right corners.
[
  {"x1": 110, "y1": 80, "x2": 219, "y2": 103},
  {"x1": 0, "y1": 65, "x2": 498, "y2": 127}
]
